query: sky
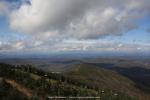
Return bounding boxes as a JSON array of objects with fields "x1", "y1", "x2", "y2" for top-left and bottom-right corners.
[{"x1": 0, "y1": 0, "x2": 150, "y2": 55}]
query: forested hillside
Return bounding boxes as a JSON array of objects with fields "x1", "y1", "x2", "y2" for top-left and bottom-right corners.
[{"x1": 0, "y1": 63, "x2": 145, "y2": 100}]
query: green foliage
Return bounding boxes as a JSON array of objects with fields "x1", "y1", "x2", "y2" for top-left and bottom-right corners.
[{"x1": 0, "y1": 63, "x2": 138, "y2": 100}]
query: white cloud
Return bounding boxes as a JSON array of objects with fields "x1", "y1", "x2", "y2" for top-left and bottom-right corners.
[
  {"x1": 0, "y1": 0, "x2": 150, "y2": 53},
  {"x1": 10, "y1": 0, "x2": 93, "y2": 34},
  {"x1": 13, "y1": 41, "x2": 25, "y2": 50},
  {"x1": 0, "y1": 38, "x2": 150, "y2": 53},
  {"x1": 9, "y1": 0, "x2": 150, "y2": 40}
]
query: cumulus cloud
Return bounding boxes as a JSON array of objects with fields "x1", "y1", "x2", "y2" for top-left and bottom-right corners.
[
  {"x1": 9, "y1": 0, "x2": 150, "y2": 39},
  {"x1": 0, "y1": 0, "x2": 150, "y2": 53},
  {"x1": 0, "y1": 38, "x2": 150, "y2": 53},
  {"x1": 0, "y1": 41, "x2": 24, "y2": 52}
]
